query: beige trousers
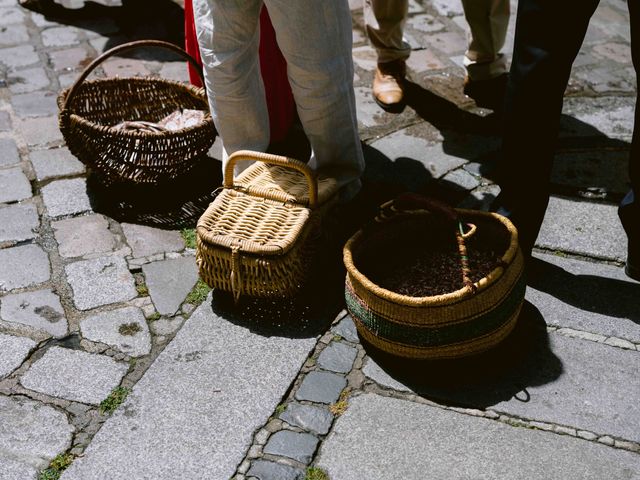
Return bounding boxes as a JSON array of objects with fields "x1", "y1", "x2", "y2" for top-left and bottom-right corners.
[{"x1": 364, "y1": 0, "x2": 509, "y2": 80}]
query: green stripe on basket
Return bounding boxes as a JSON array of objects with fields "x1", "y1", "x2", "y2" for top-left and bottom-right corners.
[{"x1": 345, "y1": 274, "x2": 526, "y2": 348}]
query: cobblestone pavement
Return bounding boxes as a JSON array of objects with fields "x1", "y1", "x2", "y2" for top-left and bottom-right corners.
[{"x1": 0, "y1": 0, "x2": 638, "y2": 479}]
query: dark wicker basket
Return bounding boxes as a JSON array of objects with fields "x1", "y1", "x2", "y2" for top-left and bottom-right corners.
[{"x1": 57, "y1": 40, "x2": 216, "y2": 184}]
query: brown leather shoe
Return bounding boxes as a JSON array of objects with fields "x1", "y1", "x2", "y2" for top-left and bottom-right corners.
[{"x1": 373, "y1": 60, "x2": 406, "y2": 112}]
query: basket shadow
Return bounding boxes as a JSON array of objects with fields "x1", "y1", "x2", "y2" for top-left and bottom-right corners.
[
  {"x1": 362, "y1": 301, "x2": 564, "y2": 409},
  {"x1": 207, "y1": 236, "x2": 348, "y2": 340},
  {"x1": 85, "y1": 155, "x2": 222, "y2": 230}
]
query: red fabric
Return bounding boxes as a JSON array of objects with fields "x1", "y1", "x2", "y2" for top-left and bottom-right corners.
[{"x1": 184, "y1": 2, "x2": 295, "y2": 143}]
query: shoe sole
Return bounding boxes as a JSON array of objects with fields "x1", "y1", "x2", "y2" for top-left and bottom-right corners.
[{"x1": 373, "y1": 94, "x2": 406, "y2": 114}]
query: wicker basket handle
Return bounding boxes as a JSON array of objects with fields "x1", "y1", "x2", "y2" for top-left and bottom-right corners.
[
  {"x1": 61, "y1": 39, "x2": 205, "y2": 112},
  {"x1": 225, "y1": 150, "x2": 318, "y2": 209}
]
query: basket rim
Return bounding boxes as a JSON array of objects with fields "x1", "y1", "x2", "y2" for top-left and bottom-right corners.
[
  {"x1": 57, "y1": 77, "x2": 213, "y2": 138},
  {"x1": 343, "y1": 208, "x2": 521, "y2": 306}
]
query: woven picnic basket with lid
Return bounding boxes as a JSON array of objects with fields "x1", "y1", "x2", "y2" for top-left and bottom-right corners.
[
  {"x1": 57, "y1": 39, "x2": 216, "y2": 184},
  {"x1": 196, "y1": 150, "x2": 340, "y2": 300},
  {"x1": 343, "y1": 194, "x2": 526, "y2": 360}
]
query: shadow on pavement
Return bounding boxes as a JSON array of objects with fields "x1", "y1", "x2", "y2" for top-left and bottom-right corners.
[
  {"x1": 528, "y1": 257, "x2": 640, "y2": 323},
  {"x1": 19, "y1": 0, "x2": 185, "y2": 58},
  {"x1": 363, "y1": 301, "x2": 564, "y2": 409},
  {"x1": 86, "y1": 155, "x2": 222, "y2": 230}
]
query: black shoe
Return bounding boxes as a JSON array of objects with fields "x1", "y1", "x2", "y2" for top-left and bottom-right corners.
[
  {"x1": 626, "y1": 248, "x2": 640, "y2": 281},
  {"x1": 463, "y1": 73, "x2": 508, "y2": 111}
]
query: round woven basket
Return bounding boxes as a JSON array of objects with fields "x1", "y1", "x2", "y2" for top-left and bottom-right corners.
[
  {"x1": 57, "y1": 40, "x2": 216, "y2": 184},
  {"x1": 343, "y1": 196, "x2": 526, "y2": 360}
]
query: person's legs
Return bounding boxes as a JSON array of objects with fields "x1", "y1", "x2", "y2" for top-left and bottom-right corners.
[
  {"x1": 619, "y1": 0, "x2": 640, "y2": 280},
  {"x1": 460, "y1": 0, "x2": 509, "y2": 109},
  {"x1": 264, "y1": 0, "x2": 365, "y2": 199},
  {"x1": 461, "y1": 0, "x2": 509, "y2": 81},
  {"x1": 493, "y1": 0, "x2": 600, "y2": 257},
  {"x1": 193, "y1": 0, "x2": 268, "y2": 178},
  {"x1": 363, "y1": 0, "x2": 409, "y2": 109}
]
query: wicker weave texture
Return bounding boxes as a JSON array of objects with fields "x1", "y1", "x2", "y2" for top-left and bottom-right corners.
[
  {"x1": 196, "y1": 151, "x2": 337, "y2": 299},
  {"x1": 57, "y1": 40, "x2": 216, "y2": 184},
  {"x1": 343, "y1": 208, "x2": 525, "y2": 359}
]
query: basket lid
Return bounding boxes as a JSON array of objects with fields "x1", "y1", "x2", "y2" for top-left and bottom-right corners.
[
  {"x1": 197, "y1": 190, "x2": 314, "y2": 256},
  {"x1": 234, "y1": 161, "x2": 339, "y2": 207}
]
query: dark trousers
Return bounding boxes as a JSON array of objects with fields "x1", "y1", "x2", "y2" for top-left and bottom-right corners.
[{"x1": 493, "y1": 0, "x2": 639, "y2": 256}]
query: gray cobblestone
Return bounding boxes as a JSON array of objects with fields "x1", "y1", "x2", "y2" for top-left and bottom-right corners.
[
  {"x1": 42, "y1": 177, "x2": 91, "y2": 217},
  {"x1": 65, "y1": 254, "x2": 137, "y2": 310},
  {"x1": 0, "y1": 44, "x2": 39, "y2": 69},
  {"x1": 41, "y1": 26, "x2": 80, "y2": 47},
  {"x1": 280, "y1": 403, "x2": 334, "y2": 435},
  {"x1": 331, "y1": 315, "x2": 359, "y2": 343},
  {"x1": 0, "y1": 110, "x2": 10, "y2": 131},
  {"x1": 0, "y1": 244, "x2": 50, "y2": 292},
  {"x1": 246, "y1": 460, "x2": 304, "y2": 480},
  {"x1": 7, "y1": 66, "x2": 50, "y2": 93},
  {"x1": 0, "y1": 24, "x2": 29, "y2": 46},
  {"x1": 21, "y1": 346, "x2": 128, "y2": 404},
  {"x1": 18, "y1": 115, "x2": 64, "y2": 146},
  {"x1": 0, "y1": 137, "x2": 20, "y2": 167},
  {"x1": 0, "y1": 166, "x2": 31, "y2": 203},
  {"x1": 317, "y1": 342, "x2": 357, "y2": 374},
  {"x1": 30, "y1": 146, "x2": 85, "y2": 180},
  {"x1": 0, "y1": 333, "x2": 36, "y2": 379},
  {"x1": 80, "y1": 306, "x2": 151, "y2": 357},
  {"x1": 263, "y1": 430, "x2": 319, "y2": 463},
  {"x1": 0, "y1": 288, "x2": 68, "y2": 338},
  {"x1": 48, "y1": 46, "x2": 91, "y2": 72},
  {"x1": 0, "y1": 6, "x2": 25, "y2": 26},
  {"x1": 11, "y1": 91, "x2": 58, "y2": 118},
  {"x1": 0, "y1": 201, "x2": 38, "y2": 244},
  {"x1": 52, "y1": 214, "x2": 117, "y2": 258},
  {"x1": 295, "y1": 371, "x2": 347, "y2": 404}
]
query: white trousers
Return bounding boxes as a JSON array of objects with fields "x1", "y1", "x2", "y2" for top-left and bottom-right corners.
[
  {"x1": 193, "y1": 0, "x2": 365, "y2": 198},
  {"x1": 364, "y1": 0, "x2": 509, "y2": 80}
]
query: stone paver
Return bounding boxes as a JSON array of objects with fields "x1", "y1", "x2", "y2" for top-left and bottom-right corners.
[
  {"x1": 364, "y1": 331, "x2": 640, "y2": 444},
  {"x1": 537, "y1": 196, "x2": 627, "y2": 261},
  {"x1": 18, "y1": 116, "x2": 64, "y2": 146},
  {"x1": 41, "y1": 178, "x2": 91, "y2": 218},
  {"x1": 263, "y1": 430, "x2": 319, "y2": 463},
  {"x1": 562, "y1": 96, "x2": 636, "y2": 141},
  {"x1": 61, "y1": 296, "x2": 316, "y2": 480},
  {"x1": 280, "y1": 403, "x2": 334, "y2": 435},
  {"x1": 0, "y1": 138, "x2": 19, "y2": 167},
  {"x1": 80, "y1": 307, "x2": 151, "y2": 358},
  {"x1": 1, "y1": 456, "x2": 39, "y2": 480},
  {"x1": 0, "y1": 396, "x2": 73, "y2": 480},
  {"x1": 528, "y1": 252, "x2": 640, "y2": 343},
  {"x1": 21, "y1": 346, "x2": 128, "y2": 405},
  {"x1": 331, "y1": 315, "x2": 359, "y2": 343},
  {"x1": 121, "y1": 223, "x2": 184, "y2": 258},
  {"x1": 10, "y1": 91, "x2": 58, "y2": 118},
  {"x1": 0, "y1": 44, "x2": 39, "y2": 69},
  {"x1": 0, "y1": 166, "x2": 31, "y2": 203},
  {"x1": 317, "y1": 342, "x2": 357, "y2": 374},
  {"x1": 0, "y1": 111, "x2": 10, "y2": 131},
  {"x1": 7, "y1": 66, "x2": 50, "y2": 94},
  {"x1": 0, "y1": 202, "x2": 39, "y2": 244},
  {"x1": 0, "y1": 244, "x2": 50, "y2": 292},
  {"x1": 0, "y1": 396, "x2": 74, "y2": 473},
  {"x1": 52, "y1": 214, "x2": 117, "y2": 258},
  {"x1": 551, "y1": 149, "x2": 630, "y2": 196},
  {"x1": 65, "y1": 255, "x2": 137, "y2": 310},
  {"x1": 295, "y1": 371, "x2": 347, "y2": 404},
  {"x1": 142, "y1": 257, "x2": 198, "y2": 316},
  {"x1": 317, "y1": 393, "x2": 640, "y2": 480},
  {"x1": 0, "y1": 333, "x2": 36, "y2": 379},
  {"x1": 30, "y1": 147, "x2": 85, "y2": 181},
  {"x1": 0, "y1": 289, "x2": 67, "y2": 338},
  {"x1": 246, "y1": 460, "x2": 304, "y2": 480}
]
